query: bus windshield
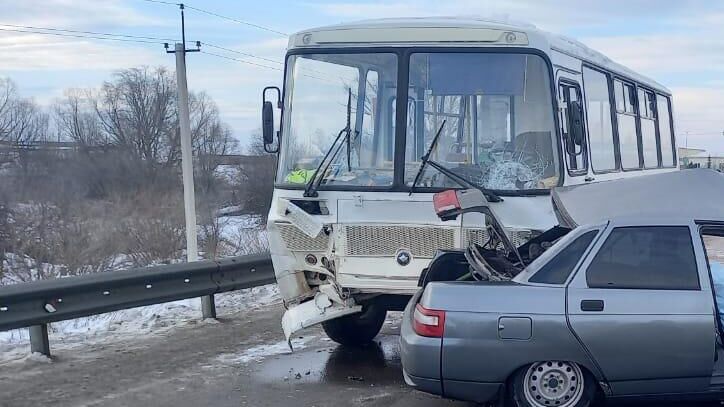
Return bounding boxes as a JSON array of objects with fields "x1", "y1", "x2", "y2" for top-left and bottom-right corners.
[
  {"x1": 278, "y1": 51, "x2": 559, "y2": 192},
  {"x1": 405, "y1": 53, "x2": 559, "y2": 191},
  {"x1": 278, "y1": 53, "x2": 398, "y2": 187}
]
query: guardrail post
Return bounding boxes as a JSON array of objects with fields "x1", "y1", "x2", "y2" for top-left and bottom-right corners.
[
  {"x1": 201, "y1": 294, "x2": 216, "y2": 319},
  {"x1": 29, "y1": 324, "x2": 50, "y2": 357}
]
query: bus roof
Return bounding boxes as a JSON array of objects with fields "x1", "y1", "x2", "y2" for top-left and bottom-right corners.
[{"x1": 289, "y1": 17, "x2": 669, "y2": 93}]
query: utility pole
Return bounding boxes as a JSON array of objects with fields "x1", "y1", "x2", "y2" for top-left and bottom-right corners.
[{"x1": 166, "y1": 5, "x2": 216, "y2": 319}]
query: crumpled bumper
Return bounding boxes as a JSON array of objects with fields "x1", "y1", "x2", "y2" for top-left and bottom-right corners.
[{"x1": 281, "y1": 293, "x2": 362, "y2": 346}]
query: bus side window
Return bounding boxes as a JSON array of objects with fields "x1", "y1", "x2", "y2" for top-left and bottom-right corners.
[
  {"x1": 613, "y1": 79, "x2": 641, "y2": 170},
  {"x1": 558, "y1": 82, "x2": 587, "y2": 174},
  {"x1": 656, "y1": 94, "x2": 676, "y2": 167},
  {"x1": 582, "y1": 66, "x2": 617, "y2": 173},
  {"x1": 638, "y1": 88, "x2": 659, "y2": 168}
]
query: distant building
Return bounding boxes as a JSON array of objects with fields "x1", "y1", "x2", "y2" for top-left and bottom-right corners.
[{"x1": 679, "y1": 147, "x2": 724, "y2": 171}]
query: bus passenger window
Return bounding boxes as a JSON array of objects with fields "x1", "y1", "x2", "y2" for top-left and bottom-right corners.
[
  {"x1": 582, "y1": 67, "x2": 617, "y2": 172},
  {"x1": 638, "y1": 89, "x2": 659, "y2": 168},
  {"x1": 614, "y1": 80, "x2": 640, "y2": 170},
  {"x1": 657, "y1": 94, "x2": 676, "y2": 167}
]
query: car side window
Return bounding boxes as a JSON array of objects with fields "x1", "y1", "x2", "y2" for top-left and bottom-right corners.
[
  {"x1": 529, "y1": 230, "x2": 598, "y2": 284},
  {"x1": 586, "y1": 226, "x2": 699, "y2": 290}
]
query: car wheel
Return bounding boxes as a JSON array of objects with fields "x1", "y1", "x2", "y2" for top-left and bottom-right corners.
[
  {"x1": 508, "y1": 361, "x2": 596, "y2": 407},
  {"x1": 321, "y1": 304, "x2": 386, "y2": 346}
]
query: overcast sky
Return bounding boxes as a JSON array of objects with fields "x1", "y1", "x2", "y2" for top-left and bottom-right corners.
[{"x1": 1, "y1": 0, "x2": 723, "y2": 154}]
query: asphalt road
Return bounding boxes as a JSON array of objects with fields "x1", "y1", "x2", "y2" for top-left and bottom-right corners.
[{"x1": 0, "y1": 304, "x2": 720, "y2": 407}]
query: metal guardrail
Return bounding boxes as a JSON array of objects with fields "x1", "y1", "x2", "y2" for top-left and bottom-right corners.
[{"x1": 0, "y1": 254, "x2": 275, "y2": 356}]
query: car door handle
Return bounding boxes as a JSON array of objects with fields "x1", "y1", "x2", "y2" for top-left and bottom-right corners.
[
  {"x1": 581, "y1": 300, "x2": 604, "y2": 312},
  {"x1": 584, "y1": 176, "x2": 595, "y2": 182}
]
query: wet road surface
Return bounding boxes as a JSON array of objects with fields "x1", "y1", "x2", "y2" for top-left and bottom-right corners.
[{"x1": 0, "y1": 304, "x2": 721, "y2": 407}]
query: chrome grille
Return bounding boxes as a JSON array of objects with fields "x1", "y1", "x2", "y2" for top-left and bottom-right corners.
[
  {"x1": 344, "y1": 225, "x2": 455, "y2": 258},
  {"x1": 276, "y1": 223, "x2": 329, "y2": 251}
]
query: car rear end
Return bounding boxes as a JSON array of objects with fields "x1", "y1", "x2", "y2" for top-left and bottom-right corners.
[
  {"x1": 401, "y1": 280, "x2": 583, "y2": 404},
  {"x1": 400, "y1": 288, "x2": 445, "y2": 396},
  {"x1": 401, "y1": 283, "x2": 509, "y2": 403}
]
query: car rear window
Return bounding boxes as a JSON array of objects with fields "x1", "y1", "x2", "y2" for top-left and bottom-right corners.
[
  {"x1": 529, "y1": 230, "x2": 598, "y2": 284},
  {"x1": 586, "y1": 226, "x2": 699, "y2": 290}
]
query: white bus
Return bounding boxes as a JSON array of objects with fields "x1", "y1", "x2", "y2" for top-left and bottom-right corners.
[{"x1": 260, "y1": 18, "x2": 679, "y2": 345}]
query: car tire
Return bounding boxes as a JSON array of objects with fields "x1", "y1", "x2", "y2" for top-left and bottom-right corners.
[
  {"x1": 321, "y1": 304, "x2": 386, "y2": 346},
  {"x1": 507, "y1": 361, "x2": 597, "y2": 407}
]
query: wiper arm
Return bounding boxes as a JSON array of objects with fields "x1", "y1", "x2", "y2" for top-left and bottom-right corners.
[
  {"x1": 409, "y1": 120, "x2": 446, "y2": 196},
  {"x1": 303, "y1": 88, "x2": 353, "y2": 198}
]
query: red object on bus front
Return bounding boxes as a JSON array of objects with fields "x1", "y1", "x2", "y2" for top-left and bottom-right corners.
[{"x1": 433, "y1": 189, "x2": 460, "y2": 219}]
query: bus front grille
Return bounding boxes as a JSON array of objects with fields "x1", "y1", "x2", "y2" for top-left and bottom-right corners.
[
  {"x1": 276, "y1": 223, "x2": 329, "y2": 252},
  {"x1": 343, "y1": 225, "x2": 456, "y2": 258}
]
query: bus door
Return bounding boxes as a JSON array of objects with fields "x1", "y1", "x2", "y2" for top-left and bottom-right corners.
[{"x1": 556, "y1": 74, "x2": 589, "y2": 181}]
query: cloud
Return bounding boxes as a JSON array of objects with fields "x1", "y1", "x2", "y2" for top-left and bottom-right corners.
[
  {"x1": 310, "y1": 0, "x2": 722, "y2": 32},
  {"x1": 0, "y1": 33, "x2": 165, "y2": 71},
  {"x1": 3, "y1": 0, "x2": 162, "y2": 29},
  {"x1": 580, "y1": 34, "x2": 724, "y2": 78},
  {"x1": 672, "y1": 86, "x2": 724, "y2": 153}
]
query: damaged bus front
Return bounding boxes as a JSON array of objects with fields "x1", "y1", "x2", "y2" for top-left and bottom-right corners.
[{"x1": 258, "y1": 18, "x2": 677, "y2": 345}]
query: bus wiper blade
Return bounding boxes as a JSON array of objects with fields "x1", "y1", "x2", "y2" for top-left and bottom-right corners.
[
  {"x1": 303, "y1": 88, "x2": 353, "y2": 198},
  {"x1": 426, "y1": 160, "x2": 503, "y2": 203},
  {"x1": 409, "y1": 120, "x2": 446, "y2": 196}
]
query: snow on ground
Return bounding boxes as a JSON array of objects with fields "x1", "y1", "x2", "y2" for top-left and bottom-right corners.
[
  {"x1": 0, "y1": 284, "x2": 281, "y2": 362},
  {"x1": 213, "y1": 164, "x2": 242, "y2": 183}
]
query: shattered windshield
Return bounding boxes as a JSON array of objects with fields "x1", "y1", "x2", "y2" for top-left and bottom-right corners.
[
  {"x1": 404, "y1": 53, "x2": 559, "y2": 191},
  {"x1": 278, "y1": 53, "x2": 398, "y2": 187}
]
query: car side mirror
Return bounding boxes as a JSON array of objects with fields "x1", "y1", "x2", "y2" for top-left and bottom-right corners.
[
  {"x1": 262, "y1": 86, "x2": 281, "y2": 153},
  {"x1": 567, "y1": 100, "x2": 584, "y2": 155}
]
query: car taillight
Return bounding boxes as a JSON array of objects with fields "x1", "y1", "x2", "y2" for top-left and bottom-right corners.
[{"x1": 413, "y1": 303, "x2": 446, "y2": 338}]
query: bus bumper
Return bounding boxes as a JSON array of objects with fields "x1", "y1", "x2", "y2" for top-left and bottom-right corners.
[{"x1": 281, "y1": 292, "x2": 362, "y2": 346}]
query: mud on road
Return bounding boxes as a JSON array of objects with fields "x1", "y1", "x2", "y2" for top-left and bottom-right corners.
[{"x1": 0, "y1": 303, "x2": 719, "y2": 407}]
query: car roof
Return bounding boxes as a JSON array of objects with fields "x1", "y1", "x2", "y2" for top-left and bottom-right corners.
[{"x1": 552, "y1": 169, "x2": 724, "y2": 228}]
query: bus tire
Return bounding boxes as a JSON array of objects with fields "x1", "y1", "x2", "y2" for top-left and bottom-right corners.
[{"x1": 322, "y1": 304, "x2": 386, "y2": 346}]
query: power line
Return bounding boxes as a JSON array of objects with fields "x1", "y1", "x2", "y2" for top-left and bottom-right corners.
[
  {"x1": 0, "y1": 27, "x2": 164, "y2": 44},
  {"x1": 201, "y1": 50, "x2": 332, "y2": 84},
  {"x1": 202, "y1": 42, "x2": 283, "y2": 65},
  {"x1": 202, "y1": 42, "x2": 334, "y2": 79},
  {"x1": 184, "y1": 5, "x2": 288, "y2": 37},
  {"x1": 0, "y1": 23, "x2": 177, "y2": 42},
  {"x1": 138, "y1": 0, "x2": 179, "y2": 5},
  {"x1": 200, "y1": 50, "x2": 282, "y2": 71},
  {"x1": 138, "y1": 0, "x2": 287, "y2": 37}
]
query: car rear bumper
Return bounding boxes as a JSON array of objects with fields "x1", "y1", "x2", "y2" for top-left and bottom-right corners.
[
  {"x1": 443, "y1": 379, "x2": 502, "y2": 404},
  {"x1": 402, "y1": 369, "x2": 443, "y2": 396}
]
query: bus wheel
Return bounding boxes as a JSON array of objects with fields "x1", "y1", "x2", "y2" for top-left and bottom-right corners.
[{"x1": 322, "y1": 304, "x2": 386, "y2": 346}]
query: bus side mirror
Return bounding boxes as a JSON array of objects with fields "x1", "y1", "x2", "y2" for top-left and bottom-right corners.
[
  {"x1": 262, "y1": 86, "x2": 281, "y2": 153},
  {"x1": 568, "y1": 100, "x2": 584, "y2": 155}
]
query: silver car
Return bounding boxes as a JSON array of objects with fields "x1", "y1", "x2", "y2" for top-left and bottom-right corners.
[{"x1": 401, "y1": 169, "x2": 724, "y2": 407}]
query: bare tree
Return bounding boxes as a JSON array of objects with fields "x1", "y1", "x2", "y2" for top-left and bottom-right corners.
[
  {"x1": 54, "y1": 89, "x2": 104, "y2": 145},
  {"x1": 190, "y1": 91, "x2": 239, "y2": 193},
  {"x1": 93, "y1": 67, "x2": 178, "y2": 164},
  {"x1": 0, "y1": 78, "x2": 47, "y2": 145}
]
